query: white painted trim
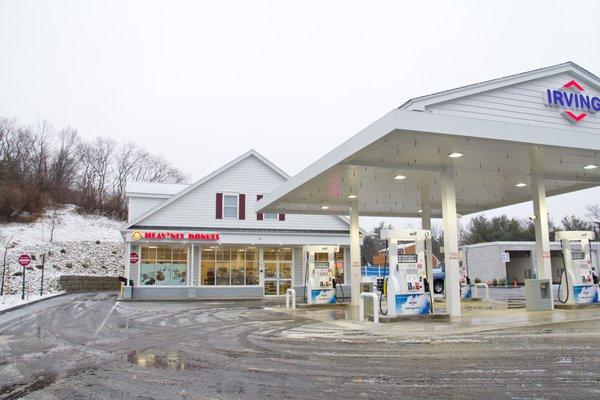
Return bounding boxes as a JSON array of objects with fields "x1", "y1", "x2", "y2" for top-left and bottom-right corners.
[
  {"x1": 136, "y1": 285, "x2": 191, "y2": 288},
  {"x1": 222, "y1": 192, "x2": 239, "y2": 220}
]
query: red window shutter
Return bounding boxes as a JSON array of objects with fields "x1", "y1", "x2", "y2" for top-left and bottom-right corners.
[
  {"x1": 278, "y1": 213, "x2": 285, "y2": 221},
  {"x1": 256, "y1": 194, "x2": 263, "y2": 220},
  {"x1": 239, "y1": 194, "x2": 246, "y2": 220},
  {"x1": 215, "y1": 193, "x2": 223, "y2": 219}
]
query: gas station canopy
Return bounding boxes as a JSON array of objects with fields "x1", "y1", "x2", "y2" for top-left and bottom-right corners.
[{"x1": 257, "y1": 62, "x2": 600, "y2": 218}]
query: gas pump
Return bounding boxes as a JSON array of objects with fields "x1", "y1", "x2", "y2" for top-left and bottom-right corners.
[
  {"x1": 304, "y1": 245, "x2": 338, "y2": 304},
  {"x1": 556, "y1": 231, "x2": 598, "y2": 305},
  {"x1": 379, "y1": 229, "x2": 432, "y2": 316}
]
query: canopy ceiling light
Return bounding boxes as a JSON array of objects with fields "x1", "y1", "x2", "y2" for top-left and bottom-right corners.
[
  {"x1": 347, "y1": 194, "x2": 358, "y2": 199},
  {"x1": 448, "y1": 152, "x2": 463, "y2": 158},
  {"x1": 584, "y1": 164, "x2": 598, "y2": 170},
  {"x1": 394, "y1": 174, "x2": 406, "y2": 180},
  {"x1": 515, "y1": 182, "x2": 527, "y2": 187}
]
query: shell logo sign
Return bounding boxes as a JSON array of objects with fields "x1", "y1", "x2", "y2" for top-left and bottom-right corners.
[{"x1": 544, "y1": 79, "x2": 600, "y2": 123}]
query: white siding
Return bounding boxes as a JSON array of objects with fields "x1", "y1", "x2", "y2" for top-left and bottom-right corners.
[
  {"x1": 426, "y1": 72, "x2": 600, "y2": 135},
  {"x1": 128, "y1": 197, "x2": 166, "y2": 222},
  {"x1": 136, "y1": 154, "x2": 349, "y2": 231}
]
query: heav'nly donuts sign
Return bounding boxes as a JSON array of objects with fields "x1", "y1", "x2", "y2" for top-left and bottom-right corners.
[{"x1": 545, "y1": 79, "x2": 600, "y2": 123}]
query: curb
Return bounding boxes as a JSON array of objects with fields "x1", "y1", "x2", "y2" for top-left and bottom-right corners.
[{"x1": 0, "y1": 292, "x2": 70, "y2": 315}]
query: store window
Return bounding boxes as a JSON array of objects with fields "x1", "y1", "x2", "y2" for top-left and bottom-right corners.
[
  {"x1": 201, "y1": 246, "x2": 259, "y2": 286},
  {"x1": 140, "y1": 245, "x2": 188, "y2": 286},
  {"x1": 334, "y1": 248, "x2": 345, "y2": 284},
  {"x1": 223, "y1": 194, "x2": 238, "y2": 219}
]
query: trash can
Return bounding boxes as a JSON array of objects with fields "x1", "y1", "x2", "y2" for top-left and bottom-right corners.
[{"x1": 525, "y1": 279, "x2": 554, "y2": 311}]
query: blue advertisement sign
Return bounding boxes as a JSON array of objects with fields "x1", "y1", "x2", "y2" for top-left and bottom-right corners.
[
  {"x1": 573, "y1": 284, "x2": 599, "y2": 304},
  {"x1": 395, "y1": 293, "x2": 430, "y2": 315},
  {"x1": 461, "y1": 285, "x2": 472, "y2": 299},
  {"x1": 311, "y1": 289, "x2": 336, "y2": 304}
]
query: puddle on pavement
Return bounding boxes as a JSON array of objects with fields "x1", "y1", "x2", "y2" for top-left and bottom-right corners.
[{"x1": 126, "y1": 349, "x2": 205, "y2": 371}]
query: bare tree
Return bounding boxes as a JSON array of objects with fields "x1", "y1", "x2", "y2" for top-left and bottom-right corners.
[
  {"x1": 586, "y1": 204, "x2": 600, "y2": 237},
  {"x1": 0, "y1": 118, "x2": 187, "y2": 221},
  {"x1": 0, "y1": 231, "x2": 19, "y2": 296},
  {"x1": 92, "y1": 137, "x2": 116, "y2": 208},
  {"x1": 46, "y1": 209, "x2": 61, "y2": 243},
  {"x1": 49, "y1": 127, "x2": 79, "y2": 203}
]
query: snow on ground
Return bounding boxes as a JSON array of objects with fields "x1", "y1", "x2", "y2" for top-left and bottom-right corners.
[
  {"x1": 0, "y1": 205, "x2": 124, "y2": 299},
  {"x1": 1, "y1": 204, "x2": 123, "y2": 245},
  {"x1": 0, "y1": 292, "x2": 64, "y2": 312}
]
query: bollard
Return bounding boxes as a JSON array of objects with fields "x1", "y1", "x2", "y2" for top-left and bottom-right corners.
[
  {"x1": 359, "y1": 292, "x2": 379, "y2": 323},
  {"x1": 472, "y1": 283, "x2": 490, "y2": 301},
  {"x1": 285, "y1": 288, "x2": 296, "y2": 309}
]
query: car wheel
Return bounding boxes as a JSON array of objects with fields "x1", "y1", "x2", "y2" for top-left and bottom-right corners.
[{"x1": 433, "y1": 280, "x2": 444, "y2": 294}]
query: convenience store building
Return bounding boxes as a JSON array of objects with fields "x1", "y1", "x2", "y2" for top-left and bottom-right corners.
[{"x1": 121, "y1": 150, "x2": 355, "y2": 299}]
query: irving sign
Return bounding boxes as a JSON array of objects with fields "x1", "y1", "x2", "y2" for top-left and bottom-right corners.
[
  {"x1": 131, "y1": 230, "x2": 220, "y2": 241},
  {"x1": 544, "y1": 79, "x2": 600, "y2": 123}
]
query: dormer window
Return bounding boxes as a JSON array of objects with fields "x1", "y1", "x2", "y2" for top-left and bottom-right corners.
[
  {"x1": 223, "y1": 194, "x2": 238, "y2": 219},
  {"x1": 264, "y1": 212, "x2": 278, "y2": 220}
]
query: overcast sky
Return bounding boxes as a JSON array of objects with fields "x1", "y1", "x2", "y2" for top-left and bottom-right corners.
[{"x1": 2, "y1": 0, "x2": 600, "y2": 231}]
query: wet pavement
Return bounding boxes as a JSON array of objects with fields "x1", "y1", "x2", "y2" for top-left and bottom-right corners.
[{"x1": 1, "y1": 293, "x2": 600, "y2": 399}]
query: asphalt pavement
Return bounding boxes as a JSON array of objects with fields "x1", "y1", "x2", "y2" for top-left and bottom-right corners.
[{"x1": 1, "y1": 292, "x2": 600, "y2": 399}]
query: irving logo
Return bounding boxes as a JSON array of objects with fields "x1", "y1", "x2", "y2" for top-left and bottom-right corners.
[{"x1": 545, "y1": 80, "x2": 600, "y2": 124}]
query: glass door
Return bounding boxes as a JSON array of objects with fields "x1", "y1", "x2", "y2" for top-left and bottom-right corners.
[
  {"x1": 263, "y1": 261, "x2": 293, "y2": 296},
  {"x1": 278, "y1": 261, "x2": 292, "y2": 295},
  {"x1": 264, "y1": 262, "x2": 278, "y2": 295}
]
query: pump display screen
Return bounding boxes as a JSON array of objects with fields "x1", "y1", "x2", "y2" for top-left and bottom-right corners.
[
  {"x1": 314, "y1": 262, "x2": 330, "y2": 269},
  {"x1": 398, "y1": 254, "x2": 418, "y2": 263},
  {"x1": 571, "y1": 252, "x2": 585, "y2": 260}
]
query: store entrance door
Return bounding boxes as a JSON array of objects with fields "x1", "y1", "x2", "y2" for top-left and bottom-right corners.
[{"x1": 264, "y1": 261, "x2": 292, "y2": 295}]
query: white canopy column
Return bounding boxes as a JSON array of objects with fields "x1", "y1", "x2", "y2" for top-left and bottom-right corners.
[
  {"x1": 531, "y1": 172, "x2": 554, "y2": 295},
  {"x1": 441, "y1": 166, "x2": 461, "y2": 317},
  {"x1": 350, "y1": 198, "x2": 361, "y2": 307}
]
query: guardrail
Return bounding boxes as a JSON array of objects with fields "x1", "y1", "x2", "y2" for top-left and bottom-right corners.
[
  {"x1": 472, "y1": 283, "x2": 490, "y2": 301},
  {"x1": 285, "y1": 288, "x2": 296, "y2": 309},
  {"x1": 359, "y1": 292, "x2": 379, "y2": 324}
]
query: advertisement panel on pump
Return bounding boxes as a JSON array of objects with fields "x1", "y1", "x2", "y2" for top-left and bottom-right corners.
[{"x1": 573, "y1": 284, "x2": 599, "y2": 304}]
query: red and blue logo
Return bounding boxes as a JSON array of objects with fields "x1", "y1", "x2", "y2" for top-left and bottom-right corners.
[{"x1": 545, "y1": 80, "x2": 600, "y2": 123}]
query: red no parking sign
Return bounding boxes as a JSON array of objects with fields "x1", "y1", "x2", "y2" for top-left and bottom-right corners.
[
  {"x1": 130, "y1": 252, "x2": 139, "y2": 264},
  {"x1": 18, "y1": 254, "x2": 31, "y2": 267}
]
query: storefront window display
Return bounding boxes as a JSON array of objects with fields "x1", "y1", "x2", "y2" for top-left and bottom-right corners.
[
  {"x1": 201, "y1": 247, "x2": 259, "y2": 286},
  {"x1": 140, "y1": 246, "x2": 188, "y2": 286}
]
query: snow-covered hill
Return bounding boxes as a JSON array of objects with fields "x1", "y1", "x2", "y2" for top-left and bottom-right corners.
[{"x1": 1, "y1": 205, "x2": 124, "y2": 299}]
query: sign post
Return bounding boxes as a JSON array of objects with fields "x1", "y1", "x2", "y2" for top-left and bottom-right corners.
[
  {"x1": 39, "y1": 253, "x2": 46, "y2": 296},
  {"x1": 18, "y1": 254, "x2": 31, "y2": 300}
]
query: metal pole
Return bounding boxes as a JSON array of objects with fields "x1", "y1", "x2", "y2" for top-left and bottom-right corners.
[
  {"x1": 21, "y1": 265, "x2": 25, "y2": 300},
  {"x1": 40, "y1": 253, "x2": 45, "y2": 296}
]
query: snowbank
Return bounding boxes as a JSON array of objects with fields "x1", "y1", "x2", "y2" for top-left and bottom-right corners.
[{"x1": 0, "y1": 292, "x2": 65, "y2": 312}]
